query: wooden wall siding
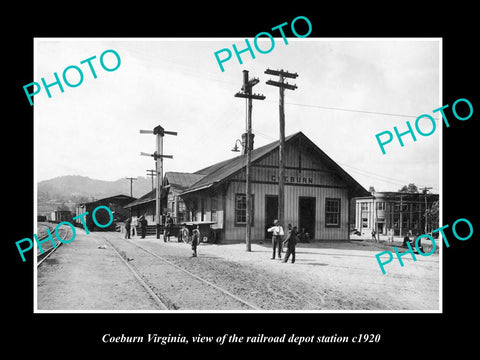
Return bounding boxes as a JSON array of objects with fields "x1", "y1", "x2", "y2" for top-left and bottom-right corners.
[
  {"x1": 256, "y1": 142, "x2": 333, "y2": 171},
  {"x1": 232, "y1": 165, "x2": 345, "y2": 188},
  {"x1": 232, "y1": 141, "x2": 346, "y2": 188},
  {"x1": 187, "y1": 194, "x2": 225, "y2": 229},
  {"x1": 224, "y1": 180, "x2": 349, "y2": 242}
]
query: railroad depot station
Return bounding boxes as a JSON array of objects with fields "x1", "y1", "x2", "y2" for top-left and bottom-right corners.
[
  {"x1": 65, "y1": 131, "x2": 438, "y2": 243},
  {"x1": 123, "y1": 131, "x2": 370, "y2": 243}
]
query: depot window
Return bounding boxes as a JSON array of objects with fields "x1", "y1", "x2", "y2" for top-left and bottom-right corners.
[
  {"x1": 325, "y1": 198, "x2": 341, "y2": 227},
  {"x1": 201, "y1": 198, "x2": 206, "y2": 221},
  {"x1": 235, "y1": 193, "x2": 254, "y2": 226},
  {"x1": 211, "y1": 197, "x2": 217, "y2": 222}
]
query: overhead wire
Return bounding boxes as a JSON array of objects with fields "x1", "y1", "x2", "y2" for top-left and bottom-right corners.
[{"x1": 153, "y1": 54, "x2": 439, "y2": 193}]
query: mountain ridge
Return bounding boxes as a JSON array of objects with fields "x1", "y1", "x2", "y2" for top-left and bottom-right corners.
[{"x1": 37, "y1": 175, "x2": 153, "y2": 214}]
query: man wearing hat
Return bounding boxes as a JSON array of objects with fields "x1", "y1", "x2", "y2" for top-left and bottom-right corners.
[
  {"x1": 267, "y1": 219, "x2": 284, "y2": 260},
  {"x1": 283, "y1": 225, "x2": 299, "y2": 263},
  {"x1": 139, "y1": 215, "x2": 148, "y2": 239}
]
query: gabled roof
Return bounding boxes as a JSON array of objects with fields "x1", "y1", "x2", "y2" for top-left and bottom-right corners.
[
  {"x1": 182, "y1": 131, "x2": 368, "y2": 197},
  {"x1": 126, "y1": 131, "x2": 369, "y2": 207},
  {"x1": 185, "y1": 133, "x2": 292, "y2": 193},
  {"x1": 80, "y1": 194, "x2": 136, "y2": 207},
  {"x1": 124, "y1": 172, "x2": 206, "y2": 209},
  {"x1": 124, "y1": 189, "x2": 156, "y2": 208},
  {"x1": 164, "y1": 172, "x2": 205, "y2": 194}
]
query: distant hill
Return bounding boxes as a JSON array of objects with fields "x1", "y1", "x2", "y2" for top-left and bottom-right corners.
[{"x1": 37, "y1": 175, "x2": 153, "y2": 214}]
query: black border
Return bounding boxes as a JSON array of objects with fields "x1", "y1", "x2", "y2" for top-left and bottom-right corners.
[{"x1": 7, "y1": 4, "x2": 479, "y2": 355}]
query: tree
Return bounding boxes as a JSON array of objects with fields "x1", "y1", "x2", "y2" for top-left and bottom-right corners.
[
  {"x1": 57, "y1": 202, "x2": 70, "y2": 211},
  {"x1": 398, "y1": 183, "x2": 419, "y2": 193},
  {"x1": 368, "y1": 186, "x2": 376, "y2": 194},
  {"x1": 425, "y1": 200, "x2": 439, "y2": 233}
]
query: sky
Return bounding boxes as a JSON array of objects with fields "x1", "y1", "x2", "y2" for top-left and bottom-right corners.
[{"x1": 34, "y1": 38, "x2": 441, "y2": 194}]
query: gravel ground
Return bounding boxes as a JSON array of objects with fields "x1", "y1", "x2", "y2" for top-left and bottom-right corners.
[
  {"x1": 159, "y1": 237, "x2": 440, "y2": 311},
  {"x1": 36, "y1": 230, "x2": 440, "y2": 311},
  {"x1": 36, "y1": 230, "x2": 162, "y2": 311}
]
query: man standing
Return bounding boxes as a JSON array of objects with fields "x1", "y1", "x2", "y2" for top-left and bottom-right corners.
[
  {"x1": 140, "y1": 215, "x2": 147, "y2": 239},
  {"x1": 164, "y1": 213, "x2": 173, "y2": 242},
  {"x1": 131, "y1": 217, "x2": 137, "y2": 237},
  {"x1": 267, "y1": 219, "x2": 284, "y2": 260},
  {"x1": 283, "y1": 225, "x2": 298, "y2": 264},
  {"x1": 124, "y1": 217, "x2": 131, "y2": 239}
]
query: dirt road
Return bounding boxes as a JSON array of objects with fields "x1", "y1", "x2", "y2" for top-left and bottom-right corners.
[{"x1": 36, "y1": 230, "x2": 439, "y2": 311}]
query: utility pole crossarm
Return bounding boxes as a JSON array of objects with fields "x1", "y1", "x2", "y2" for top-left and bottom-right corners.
[
  {"x1": 265, "y1": 68, "x2": 298, "y2": 79},
  {"x1": 141, "y1": 128, "x2": 178, "y2": 136},
  {"x1": 154, "y1": 153, "x2": 174, "y2": 159},
  {"x1": 163, "y1": 130, "x2": 178, "y2": 136},
  {"x1": 265, "y1": 79, "x2": 298, "y2": 90},
  {"x1": 234, "y1": 92, "x2": 266, "y2": 100},
  {"x1": 140, "y1": 152, "x2": 174, "y2": 160}
]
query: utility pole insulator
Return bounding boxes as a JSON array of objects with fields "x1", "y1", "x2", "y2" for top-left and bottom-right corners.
[
  {"x1": 234, "y1": 92, "x2": 266, "y2": 100},
  {"x1": 266, "y1": 79, "x2": 298, "y2": 90}
]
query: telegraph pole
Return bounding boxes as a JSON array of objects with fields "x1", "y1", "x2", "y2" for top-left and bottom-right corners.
[
  {"x1": 140, "y1": 125, "x2": 177, "y2": 239},
  {"x1": 146, "y1": 169, "x2": 156, "y2": 190},
  {"x1": 234, "y1": 70, "x2": 265, "y2": 251},
  {"x1": 265, "y1": 68, "x2": 298, "y2": 231},
  {"x1": 421, "y1": 186, "x2": 433, "y2": 233},
  {"x1": 125, "y1": 177, "x2": 137, "y2": 197},
  {"x1": 372, "y1": 190, "x2": 379, "y2": 243},
  {"x1": 399, "y1": 194, "x2": 403, "y2": 237}
]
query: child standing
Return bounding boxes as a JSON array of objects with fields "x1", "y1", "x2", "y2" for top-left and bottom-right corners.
[
  {"x1": 191, "y1": 226, "x2": 200, "y2": 257},
  {"x1": 283, "y1": 225, "x2": 299, "y2": 263}
]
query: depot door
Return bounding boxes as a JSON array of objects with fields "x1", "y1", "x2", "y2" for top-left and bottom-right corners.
[
  {"x1": 265, "y1": 195, "x2": 278, "y2": 239},
  {"x1": 299, "y1": 197, "x2": 316, "y2": 239}
]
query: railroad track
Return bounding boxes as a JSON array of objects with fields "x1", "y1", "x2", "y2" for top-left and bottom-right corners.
[
  {"x1": 101, "y1": 235, "x2": 260, "y2": 311},
  {"x1": 36, "y1": 224, "x2": 71, "y2": 267}
]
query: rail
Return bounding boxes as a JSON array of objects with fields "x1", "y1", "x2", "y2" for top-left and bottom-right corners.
[{"x1": 102, "y1": 235, "x2": 259, "y2": 310}]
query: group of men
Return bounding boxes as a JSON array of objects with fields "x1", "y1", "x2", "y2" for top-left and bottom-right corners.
[
  {"x1": 123, "y1": 215, "x2": 305, "y2": 262},
  {"x1": 124, "y1": 213, "x2": 175, "y2": 241},
  {"x1": 267, "y1": 220, "x2": 305, "y2": 263},
  {"x1": 124, "y1": 215, "x2": 148, "y2": 239},
  {"x1": 123, "y1": 214, "x2": 199, "y2": 258},
  {"x1": 402, "y1": 231, "x2": 424, "y2": 252}
]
